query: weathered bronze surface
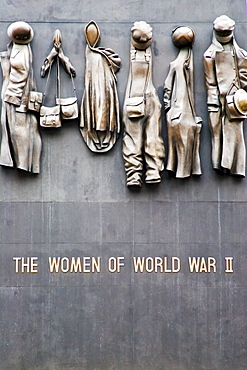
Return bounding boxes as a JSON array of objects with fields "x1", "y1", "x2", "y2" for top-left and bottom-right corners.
[
  {"x1": 40, "y1": 30, "x2": 78, "y2": 128},
  {"x1": 122, "y1": 21, "x2": 165, "y2": 187},
  {"x1": 40, "y1": 29, "x2": 76, "y2": 78},
  {"x1": 80, "y1": 20, "x2": 121, "y2": 152},
  {"x1": 0, "y1": 21, "x2": 42, "y2": 173},
  {"x1": 1, "y1": 2, "x2": 247, "y2": 369},
  {"x1": 204, "y1": 15, "x2": 247, "y2": 177},
  {"x1": 164, "y1": 26, "x2": 202, "y2": 178}
]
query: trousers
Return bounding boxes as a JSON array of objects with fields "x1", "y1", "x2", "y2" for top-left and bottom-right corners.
[{"x1": 122, "y1": 91, "x2": 165, "y2": 186}]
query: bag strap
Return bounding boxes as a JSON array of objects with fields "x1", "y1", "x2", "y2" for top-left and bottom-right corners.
[
  {"x1": 57, "y1": 56, "x2": 60, "y2": 100},
  {"x1": 56, "y1": 56, "x2": 77, "y2": 99},
  {"x1": 129, "y1": 48, "x2": 150, "y2": 99},
  {"x1": 184, "y1": 48, "x2": 197, "y2": 118},
  {"x1": 233, "y1": 49, "x2": 241, "y2": 89},
  {"x1": 42, "y1": 53, "x2": 77, "y2": 104},
  {"x1": 42, "y1": 57, "x2": 60, "y2": 105},
  {"x1": 42, "y1": 62, "x2": 52, "y2": 104},
  {"x1": 70, "y1": 72, "x2": 77, "y2": 98},
  {"x1": 224, "y1": 47, "x2": 241, "y2": 97}
]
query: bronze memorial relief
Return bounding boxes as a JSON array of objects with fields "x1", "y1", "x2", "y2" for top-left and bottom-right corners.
[
  {"x1": 40, "y1": 29, "x2": 78, "y2": 129},
  {"x1": 0, "y1": 21, "x2": 42, "y2": 173},
  {"x1": 122, "y1": 21, "x2": 165, "y2": 188},
  {"x1": 80, "y1": 20, "x2": 121, "y2": 152},
  {"x1": 164, "y1": 26, "x2": 202, "y2": 178},
  {"x1": 204, "y1": 15, "x2": 247, "y2": 177},
  {"x1": 0, "y1": 16, "x2": 246, "y2": 181}
]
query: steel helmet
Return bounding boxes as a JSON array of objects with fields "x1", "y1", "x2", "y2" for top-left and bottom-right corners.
[{"x1": 172, "y1": 26, "x2": 195, "y2": 48}]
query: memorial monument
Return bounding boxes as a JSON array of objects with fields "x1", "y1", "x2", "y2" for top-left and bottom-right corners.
[{"x1": 0, "y1": 2, "x2": 246, "y2": 370}]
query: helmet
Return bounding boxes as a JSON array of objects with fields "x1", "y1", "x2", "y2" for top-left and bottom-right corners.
[
  {"x1": 233, "y1": 89, "x2": 247, "y2": 114},
  {"x1": 172, "y1": 26, "x2": 195, "y2": 48},
  {"x1": 226, "y1": 89, "x2": 247, "y2": 121}
]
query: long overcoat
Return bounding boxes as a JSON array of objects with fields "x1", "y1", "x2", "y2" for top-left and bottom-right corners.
[
  {"x1": 0, "y1": 42, "x2": 42, "y2": 173},
  {"x1": 164, "y1": 47, "x2": 202, "y2": 178},
  {"x1": 204, "y1": 34, "x2": 247, "y2": 176}
]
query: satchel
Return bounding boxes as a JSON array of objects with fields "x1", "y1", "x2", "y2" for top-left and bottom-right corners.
[
  {"x1": 126, "y1": 97, "x2": 145, "y2": 118},
  {"x1": 56, "y1": 97, "x2": 78, "y2": 120},
  {"x1": 40, "y1": 49, "x2": 78, "y2": 128},
  {"x1": 40, "y1": 105, "x2": 61, "y2": 128},
  {"x1": 40, "y1": 63, "x2": 61, "y2": 128},
  {"x1": 28, "y1": 91, "x2": 43, "y2": 112}
]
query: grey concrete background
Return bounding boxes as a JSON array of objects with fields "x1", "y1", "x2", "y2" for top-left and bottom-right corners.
[{"x1": 0, "y1": 0, "x2": 246, "y2": 369}]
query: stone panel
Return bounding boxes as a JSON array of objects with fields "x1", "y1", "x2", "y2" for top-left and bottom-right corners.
[{"x1": 0, "y1": 0, "x2": 246, "y2": 369}]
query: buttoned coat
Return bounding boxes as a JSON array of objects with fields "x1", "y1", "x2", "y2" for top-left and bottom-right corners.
[
  {"x1": 204, "y1": 34, "x2": 247, "y2": 176},
  {"x1": 0, "y1": 42, "x2": 42, "y2": 173}
]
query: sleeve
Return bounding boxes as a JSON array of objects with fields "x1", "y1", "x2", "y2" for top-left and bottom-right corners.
[
  {"x1": 4, "y1": 45, "x2": 29, "y2": 106},
  {"x1": 203, "y1": 50, "x2": 220, "y2": 109},
  {"x1": 163, "y1": 63, "x2": 174, "y2": 112},
  {"x1": 237, "y1": 48, "x2": 247, "y2": 90}
]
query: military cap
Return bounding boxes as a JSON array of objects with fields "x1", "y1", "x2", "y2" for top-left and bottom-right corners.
[
  {"x1": 213, "y1": 15, "x2": 235, "y2": 32},
  {"x1": 213, "y1": 15, "x2": 235, "y2": 43}
]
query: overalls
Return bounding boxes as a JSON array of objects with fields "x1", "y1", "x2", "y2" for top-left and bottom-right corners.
[{"x1": 122, "y1": 47, "x2": 165, "y2": 187}]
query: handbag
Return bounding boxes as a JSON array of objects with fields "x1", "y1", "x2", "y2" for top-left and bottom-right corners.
[
  {"x1": 40, "y1": 105, "x2": 61, "y2": 128},
  {"x1": 28, "y1": 91, "x2": 43, "y2": 112},
  {"x1": 40, "y1": 62, "x2": 61, "y2": 128},
  {"x1": 56, "y1": 70, "x2": 78, "y2": 119},
  {"x1": 56, "y1": 97, "x2": 78, "y2": 120}
]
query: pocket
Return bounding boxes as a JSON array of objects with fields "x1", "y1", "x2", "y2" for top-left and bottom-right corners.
[
  {"x1": 208, "y1": 105, "x2": 219, "y2": 113},
  {"x1": 171, "y1": 111, "x2": 182, "y2": 121},
  {"x1": 195, "y1": 116, "x2": 203, "y2": 124},
  {"x1": 125, "y1": 97, "x2": 145, "y2": 118},
  {"x1": 28, "y1": 91, "x2": 43, "y2": 112}
]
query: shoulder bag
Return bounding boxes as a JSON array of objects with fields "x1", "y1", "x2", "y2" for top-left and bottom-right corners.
[{"x1": 40, "y1": 59, "x2": 61, "y2": 128}]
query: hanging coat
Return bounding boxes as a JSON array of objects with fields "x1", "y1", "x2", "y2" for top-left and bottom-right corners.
[
  {"x1": 0, "y1": 42, "x2": 42, "y2": 173},
  {"x1": 80, "y1": 44, "x2": 121, "y2": 152},
  {"x1": 204, "y1": 34, "x2": 247, "y2": 176},
  {"x1": 164, "y1": 47, "x2": 202, "y2": 178}
]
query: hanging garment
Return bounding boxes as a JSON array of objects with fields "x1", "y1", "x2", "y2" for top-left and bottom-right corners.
[{"x1": 80, "y1": 21, "x2": 121, "y2": 152}]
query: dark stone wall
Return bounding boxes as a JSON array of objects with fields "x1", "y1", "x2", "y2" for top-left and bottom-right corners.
[{"x1": 0, "y1": 1, "x2": 246, "y2": 369}]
